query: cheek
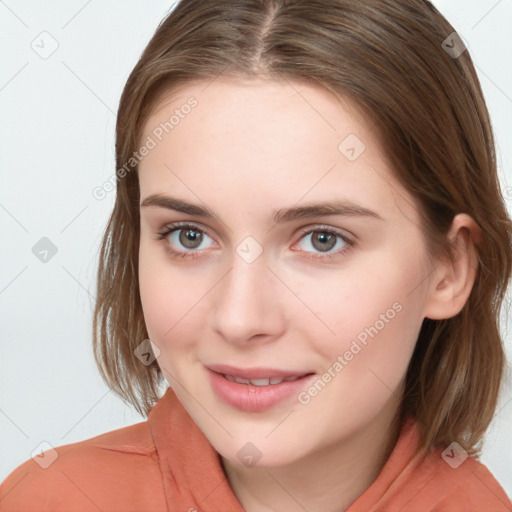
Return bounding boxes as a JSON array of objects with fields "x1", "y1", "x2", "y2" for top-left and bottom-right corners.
[
  {"x1": 138, "y1": 244, "x2": 183, "y2": 343},
  {"x1": 138, "y1": 244, "x2": 213, "y2": 351},
  {"x1": 303, "y1": 250, "x2": 425, "y2": 371},
  {"x1": 294, "y1": 276, "x2": 422, "y2": 425}
]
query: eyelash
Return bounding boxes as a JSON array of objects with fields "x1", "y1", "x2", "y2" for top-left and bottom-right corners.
[{"x1": 154, "y1": 222, "x2": 355, "y2": 262}]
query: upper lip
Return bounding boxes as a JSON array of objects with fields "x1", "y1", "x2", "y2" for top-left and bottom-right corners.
[{"x1": 206, "y1": 363, "x2": 313, "y2": 379}]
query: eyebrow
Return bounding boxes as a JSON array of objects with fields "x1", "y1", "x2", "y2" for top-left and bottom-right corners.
[{"x1": 140, "y1": 193, "x2": 384, "y2": 223}]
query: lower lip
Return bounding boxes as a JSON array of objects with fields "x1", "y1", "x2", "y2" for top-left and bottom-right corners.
[{"x1": 207, "y1": 369, "x2": 315, "y2": 412}]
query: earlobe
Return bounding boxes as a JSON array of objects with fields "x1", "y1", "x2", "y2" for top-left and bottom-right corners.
[{"x1": 424, "y1": 214, "x2": 480, "y2": 321}]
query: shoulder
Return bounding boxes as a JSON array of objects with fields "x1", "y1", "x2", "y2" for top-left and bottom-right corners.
[
  {"x1": 404, "y1": 445, "x2": 512, "y2": 511},
  {"x1": 0, "y1": 421, "x2": 167, "y2": 512}
]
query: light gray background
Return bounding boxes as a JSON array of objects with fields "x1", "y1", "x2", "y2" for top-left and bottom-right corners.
[{"x1": 1, "y1": 0, "x2": 511, "y2": 500}]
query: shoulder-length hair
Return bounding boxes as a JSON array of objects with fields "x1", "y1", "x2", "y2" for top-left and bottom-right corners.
[{"x1": 93, "y1": 0, "x2": 512, "y2": 457}]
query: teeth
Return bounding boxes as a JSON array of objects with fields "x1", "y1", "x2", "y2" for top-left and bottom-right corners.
[
  {"x1": 233, "y1": 376, "x2": 252, "y2": 385},
  {"x1": 223, "y1": 374, "x2": 303, "y2": 386},
  {"x1": 246, "y1": 378, "x2": 269, "y2": 386}
]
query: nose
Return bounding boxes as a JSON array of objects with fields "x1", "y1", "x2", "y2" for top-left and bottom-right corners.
[{"x1": 210, "y1": 249, "x2": 286, "y2": 347}]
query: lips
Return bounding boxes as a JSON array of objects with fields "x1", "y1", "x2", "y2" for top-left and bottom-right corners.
[{"x1": 205, "y1": 363, "x2": 316, "y2": 412}]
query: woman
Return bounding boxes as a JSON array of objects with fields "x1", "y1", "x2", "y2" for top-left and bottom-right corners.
[{"x1": 1, "y1": 0, "x2": 511, "y2": 510}]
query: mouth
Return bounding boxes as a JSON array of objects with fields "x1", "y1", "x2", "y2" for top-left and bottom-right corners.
[{"x1": 205, "y1": 364, "x2": 316, "y2": 412}]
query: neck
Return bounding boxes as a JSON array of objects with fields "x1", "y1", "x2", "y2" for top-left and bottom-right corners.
[{"x1": 221, "y1": 400, "x2": 404, "y2": 512}]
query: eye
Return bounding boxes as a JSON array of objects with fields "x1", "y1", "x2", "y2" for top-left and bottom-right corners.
[
  {"x1": 154, "y1": 222, "x2": 355, "y2": 261},
  {"x1": 293, "y1": 226, "x2": 354, "y2": 261},
  {"x1": 154, "y1": 222, "x2": 215, "y2": 259}
]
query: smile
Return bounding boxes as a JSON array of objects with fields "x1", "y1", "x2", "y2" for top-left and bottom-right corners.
[{"x1": 206, "y1": 365, "x2": 316, "y2": 412}]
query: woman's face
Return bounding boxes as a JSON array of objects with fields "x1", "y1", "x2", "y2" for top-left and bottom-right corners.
[{"x1": 137, "y1": 78, "x2": 437, "y2": 467}]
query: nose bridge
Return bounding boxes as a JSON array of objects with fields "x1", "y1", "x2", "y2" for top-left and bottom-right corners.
[
  {"x1": 219, "y1": 247, "x2": 270, "y2": 318},
  {"x1": 210, "y1": 243, "x2": 283, "y2": 344}
]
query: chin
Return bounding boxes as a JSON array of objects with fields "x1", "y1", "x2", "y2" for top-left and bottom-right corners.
[{"x1": 210, "y1": 432, "x2": 311, "y2": 470}]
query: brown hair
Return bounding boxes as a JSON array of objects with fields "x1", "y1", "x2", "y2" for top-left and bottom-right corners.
[{"x1": 93, "y1": 0, "x2": 512, "y2": 457}]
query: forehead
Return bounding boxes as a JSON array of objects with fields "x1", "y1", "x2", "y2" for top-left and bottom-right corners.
[
  {"x1": 137, "y1": 78, "x2": 422, "y2": 230},
  {"x1": 142, "y1": 77, "x2": 370, "y2": 146}
]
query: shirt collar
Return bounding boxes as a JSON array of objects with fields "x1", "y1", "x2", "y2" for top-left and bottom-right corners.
[{"x1": 148, "y1": 387, "x2": 245, "y2": 511}]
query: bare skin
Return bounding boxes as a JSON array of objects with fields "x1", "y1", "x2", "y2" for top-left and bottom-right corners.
[{"x1": 137, "y1": 77, "x2": 479, "y2": 512}]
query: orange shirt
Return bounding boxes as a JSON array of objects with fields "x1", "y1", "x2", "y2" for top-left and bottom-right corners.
[{"x1": 1, "y1": 387, "x2": 510, "y2": 511}]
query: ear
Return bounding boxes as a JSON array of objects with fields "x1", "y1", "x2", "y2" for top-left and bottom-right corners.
[{"x1": 424, "y1": 213, "x2": 481, "y2": 320}]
